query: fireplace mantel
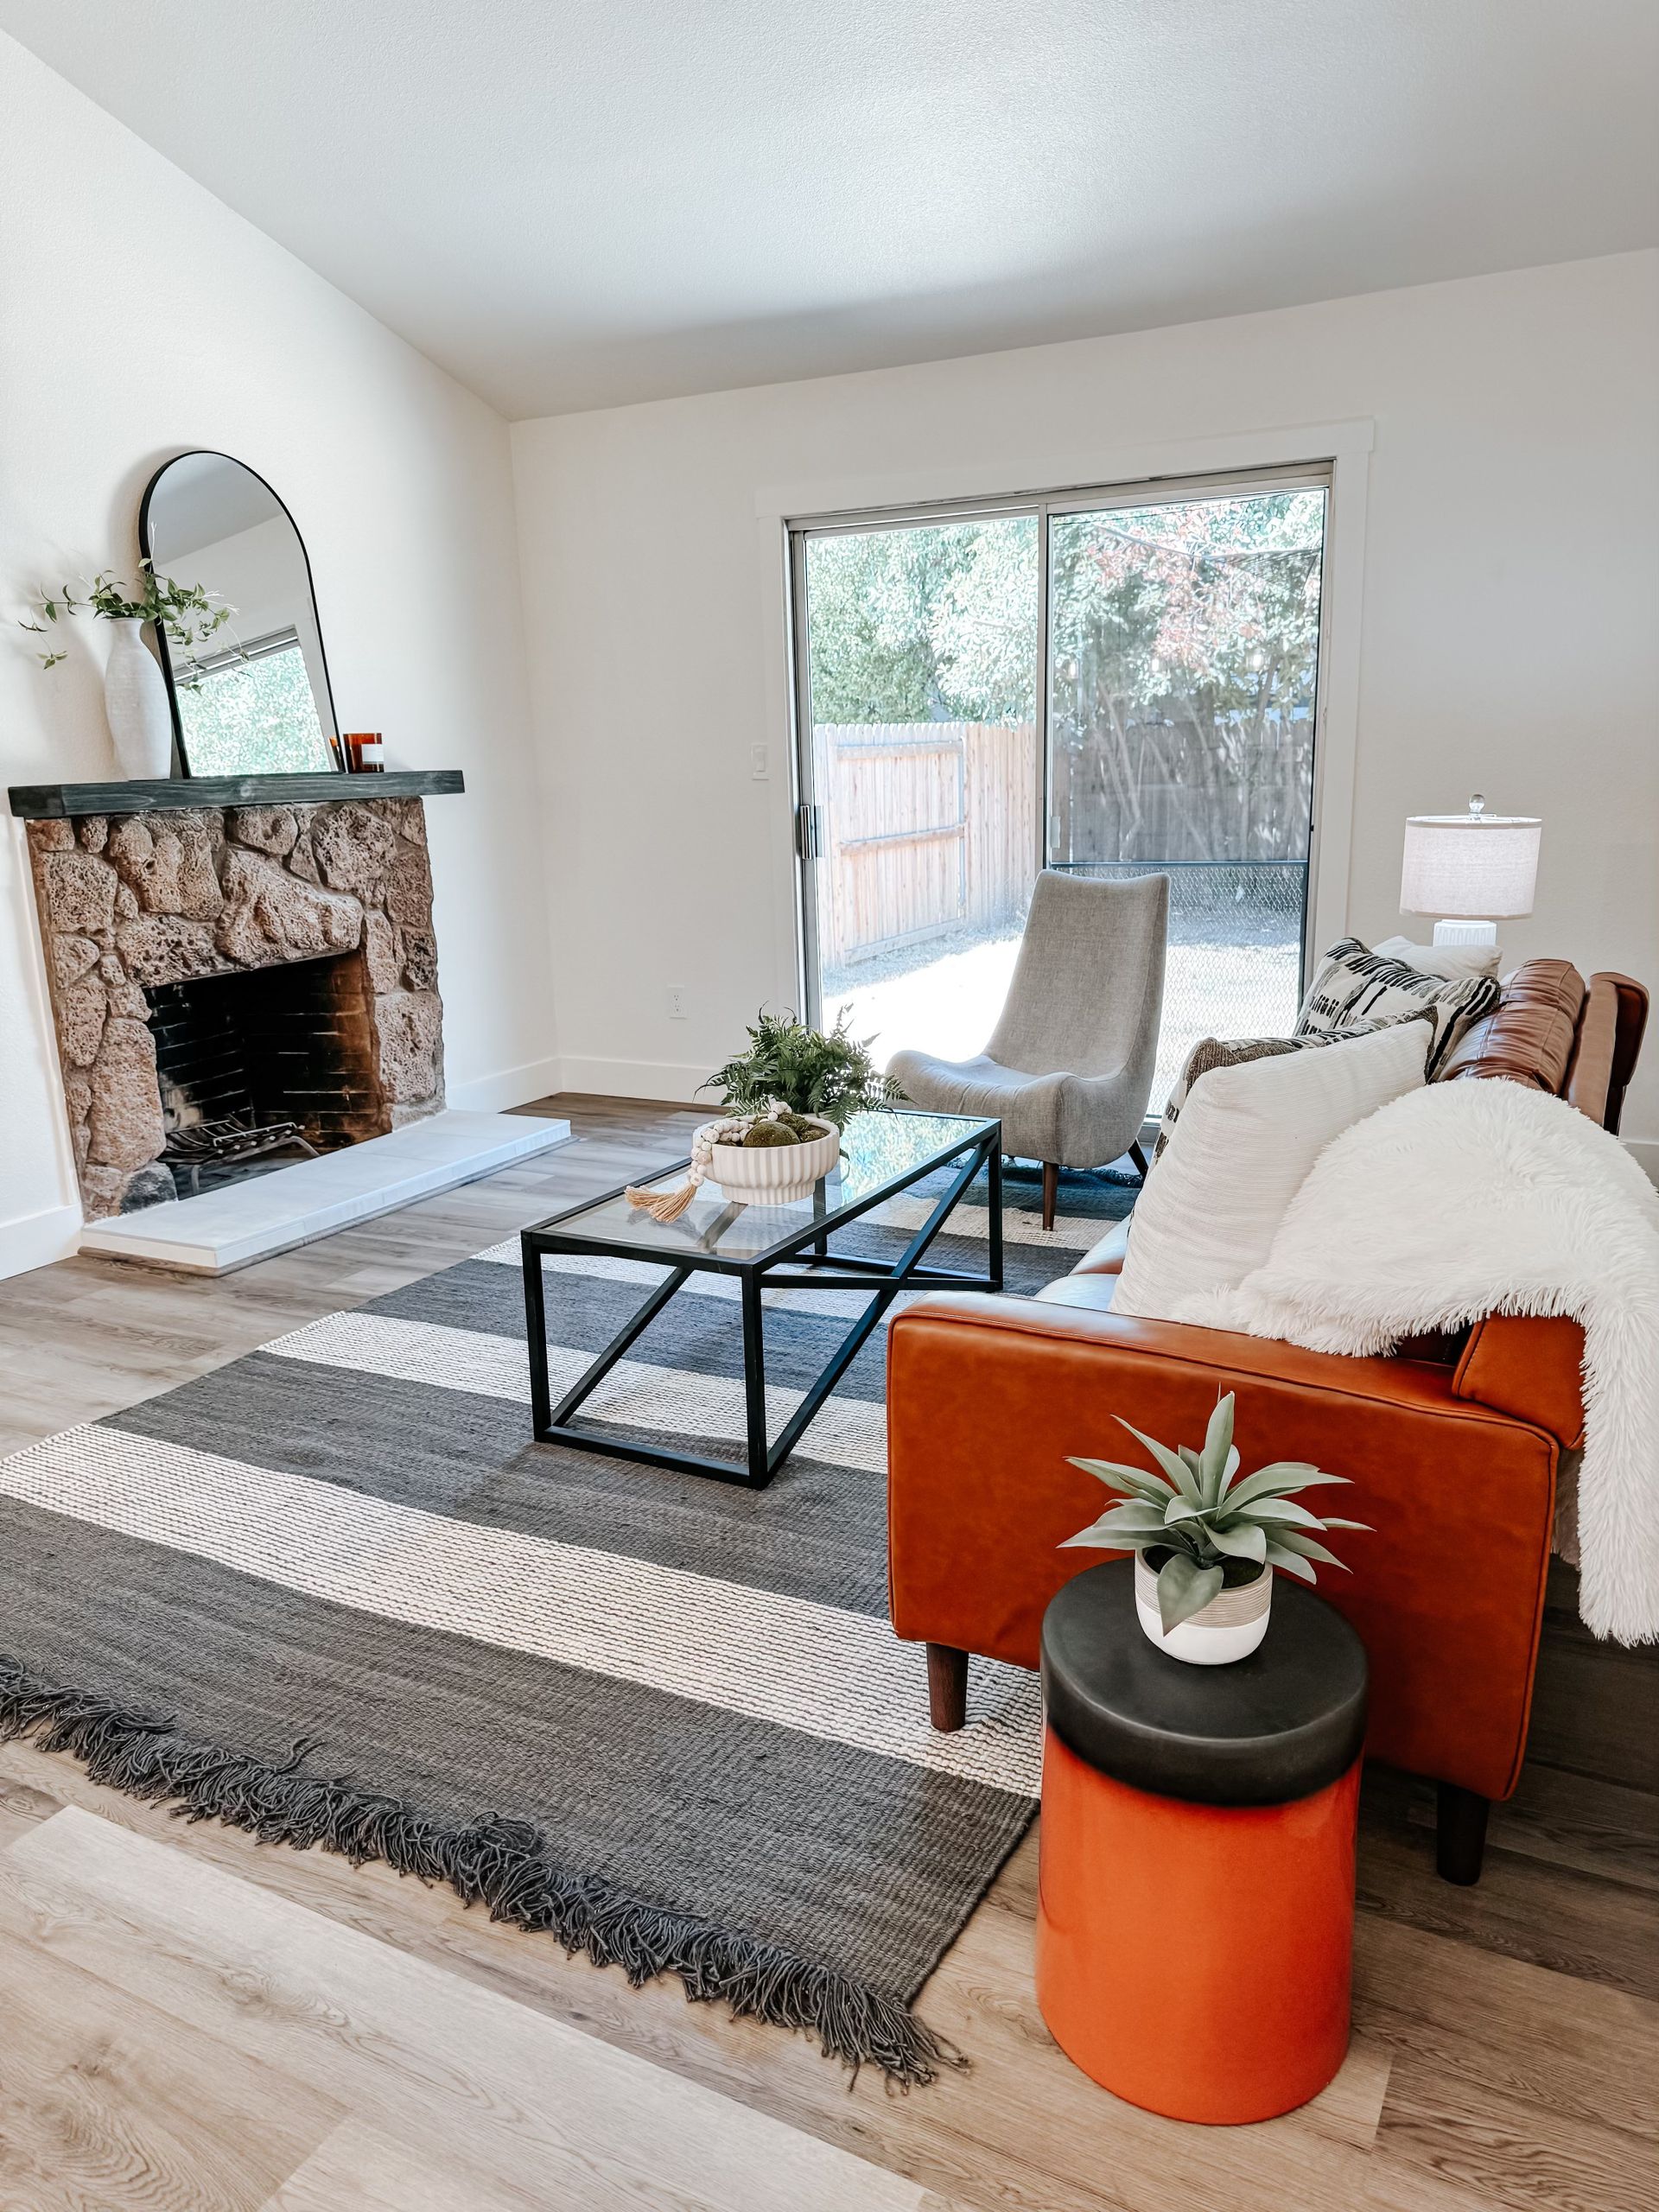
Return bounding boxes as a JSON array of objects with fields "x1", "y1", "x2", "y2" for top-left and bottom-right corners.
[{"x1": 9, "y1": 770, "x2": 463, "y2": 820}]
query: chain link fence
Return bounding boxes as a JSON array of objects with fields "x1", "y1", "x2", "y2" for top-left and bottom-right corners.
[
  {"x1": 823, "y1": 860, "x2": 1310, "y2": 1121},
  {"x1": 1054, "y1": 860, "x2": 1306, "y2": 1108}
]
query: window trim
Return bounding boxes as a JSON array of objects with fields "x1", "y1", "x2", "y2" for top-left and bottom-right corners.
[
  {"x1": 757, "y1": 418, "x2": 1372, "y2": 1026},
  {"x1": 783, "y1": 464, "x2": 1339, "y2": 1035}
]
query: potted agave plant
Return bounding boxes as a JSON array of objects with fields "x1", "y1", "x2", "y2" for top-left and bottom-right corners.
[{"x1": 1063, "y1": 1393, "x2": 1367, "y2": 1664}]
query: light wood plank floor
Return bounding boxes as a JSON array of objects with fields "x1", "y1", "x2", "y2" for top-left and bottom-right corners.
[{"x1": 0, "y1": 1096, "x2": 1653, "y2": 2212}]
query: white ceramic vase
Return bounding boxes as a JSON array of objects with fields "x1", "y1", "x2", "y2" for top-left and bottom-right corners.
[
  {"x1": 697, "y1": 1116, "x2": 841, "y2": 1204},
  {"x1": 103, "y1": 619, "x2": 174, "y2": 779},
  {"x1": 1135, "y1": 1550, "x2": 1273, "y2": 1665}
]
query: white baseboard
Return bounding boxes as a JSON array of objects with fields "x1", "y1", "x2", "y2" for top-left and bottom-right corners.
[
  {"x1": 445, "y1": 1055, "x2": 565, "y2": 1114},
  {"x1": 0, "y1": 1201, "x2": 83, "y2": 1283},
  {"x1": 556, "y1": 1055, "x2": 710, "y2": 1106},
  {"x1": 1624, "y1": 1136, "x2": 1659, "y2": 1185}
]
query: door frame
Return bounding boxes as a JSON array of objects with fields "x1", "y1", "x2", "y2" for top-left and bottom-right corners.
[{"x1": 758, "y1": 418, "x2": 1373, "y2": 1026}]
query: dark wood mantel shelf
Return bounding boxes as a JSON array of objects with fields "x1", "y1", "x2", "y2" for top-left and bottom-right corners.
[{"x1": 8, "y1": 770, "x2": 465, "y2": 820}]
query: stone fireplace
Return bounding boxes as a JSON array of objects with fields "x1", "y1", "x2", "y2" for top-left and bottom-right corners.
[{"x1": 28, "y1": 798, "x2": 445, "y2": 1219}]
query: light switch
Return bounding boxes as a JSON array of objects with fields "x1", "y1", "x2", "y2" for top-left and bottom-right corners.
[{"x1": 750, "y1": 745, "x2": 769, "y2": 779}]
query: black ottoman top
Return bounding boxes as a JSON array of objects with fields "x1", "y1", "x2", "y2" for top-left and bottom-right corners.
[{"x1": 1041, "y1": 1560, "x2": 1368, "y2": 1808}]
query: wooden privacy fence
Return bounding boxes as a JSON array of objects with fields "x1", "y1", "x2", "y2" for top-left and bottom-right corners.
[
  {"x1": 811, "y1": 722, "x2": 1039, "y2": 970},
  {"x1": 811, "y1": 711, "x2": 1311, "y2": 969},
  {"x1": 1049, "y1": 709, "x2": 1314, "y2": 865}
]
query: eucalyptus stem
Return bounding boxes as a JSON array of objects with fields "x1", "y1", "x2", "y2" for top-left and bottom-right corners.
[{"x1": 21, "y1": 560, "x2": 233, "y2": 671}]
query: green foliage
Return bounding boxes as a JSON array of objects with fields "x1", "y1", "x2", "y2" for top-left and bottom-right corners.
[
  {"x1": 801, "y1": 495, "x2": 1322, "y2": 739},
  {"x1": 1062, "y1": 1393, "x2": 1368, "y2": 1634},
  {"x1": 1049, "y1": 493, "x2": 1325, "y2": 731},
  {"x1": 22, "y1": 562, "x2": 232, "y2": 670},
  {"x1": 703, "y1": 1010, "x2": 900, "y2": 1130},
  {"x1": 804, "y1": 519, "x2": 1037, "y2": 725}
]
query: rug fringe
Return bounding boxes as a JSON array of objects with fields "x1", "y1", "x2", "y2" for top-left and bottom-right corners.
[{"x1": 0, "y1": 1656, "x2": 960, "y2": 2087}]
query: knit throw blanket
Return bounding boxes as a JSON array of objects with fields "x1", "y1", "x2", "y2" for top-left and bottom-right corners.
[{"x1": 1174, "y1": 1079, "x2": 1659, "y2": 1645}]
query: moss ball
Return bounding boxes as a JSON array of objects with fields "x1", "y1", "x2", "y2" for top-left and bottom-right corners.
[{"x1": 742, "y1": 1121, "x2": 800, "y2": 1148}]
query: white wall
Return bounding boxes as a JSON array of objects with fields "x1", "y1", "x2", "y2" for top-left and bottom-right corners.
[
  {"x1": 0, "y1": 34, "x2": 560, "y2": 1276},
  {"x1": 512, "y1": 250, "x2": 1659, "y2": 1155}
]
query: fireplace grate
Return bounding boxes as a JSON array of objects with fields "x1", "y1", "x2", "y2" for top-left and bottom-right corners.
[
  {"x1": 143, "y1": 951, "x2": 389, "y2": 1202},
  {"x1": 162, "y1": 1116, "x2": 320, "y2": 1191}
]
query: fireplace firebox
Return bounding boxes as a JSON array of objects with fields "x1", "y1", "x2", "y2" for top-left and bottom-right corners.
[{"x1": 147, "y1": 950, "x2": 391, "y2": 1195}]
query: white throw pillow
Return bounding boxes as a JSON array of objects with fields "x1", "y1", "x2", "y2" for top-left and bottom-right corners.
[
  {"x1": 1112, "y1": 1020, "x2": 1430, "y2": 1321},
  {"x1": 1150, "y1": 1007, "x2": 1432, "y2": 1165},
  {"x1": 1372, "y1": 933, "x2": 1502, "y2": 980}
]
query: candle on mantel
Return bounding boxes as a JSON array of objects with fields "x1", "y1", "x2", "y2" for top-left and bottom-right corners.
[{"x1": 342, "y1": 733, "x2": 385, "y2": 773}]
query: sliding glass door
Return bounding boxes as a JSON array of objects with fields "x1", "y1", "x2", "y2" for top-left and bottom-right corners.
[
  {"x1": 791, "y1": 470, "x2": 1328, "y2": 1112},
  {"x1": 792, "y1": 515, "x2": 1040, "y2": 1071},
  {"x1": 1046, "y1": 484, "x2": 1327, "y2": 1104}
]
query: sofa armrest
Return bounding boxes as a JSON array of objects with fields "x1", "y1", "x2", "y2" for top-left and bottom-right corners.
[
  {"x1": 887, "y1": 1291, "x2": 1558, "y2": 1801},
  {"x1": 888, "y1": 1289, "x2": 1468, "y2": 1403},
  {"x1": 955, "y1": 1287, "x2": 1585, "y2": 1449},
  {"x1": 1453, "y1": 1315, "x2": 1586, "y2": 1450}
]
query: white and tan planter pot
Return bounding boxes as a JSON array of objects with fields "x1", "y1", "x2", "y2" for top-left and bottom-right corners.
[
  {"x1": 696, "y1": 1116, "x2": 840, "y2": 1204},
  {"x1": 1135, "y1": 1550, "x2": 1272, "y2": 1665}
]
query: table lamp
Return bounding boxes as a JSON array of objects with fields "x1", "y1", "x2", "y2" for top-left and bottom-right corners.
[{"x1": 1400, "y1": 793, "x2": 1541, "y2": 947}]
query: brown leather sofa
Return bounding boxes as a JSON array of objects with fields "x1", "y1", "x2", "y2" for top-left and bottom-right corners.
[{"x1": 887, "y1": 962, "x2": 1648, "y2": 1882}]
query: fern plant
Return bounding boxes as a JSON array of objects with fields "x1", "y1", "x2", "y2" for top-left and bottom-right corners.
[
  {"x1": 1064, "y1": 1393, "x2": 1368, "y2": 1634},
  {"x1": 703, "y1": 1009, "x2": 899, "y2": 1130}
]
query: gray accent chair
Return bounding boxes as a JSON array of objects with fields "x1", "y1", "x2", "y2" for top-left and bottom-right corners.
[{"x1": 888, "y1": 870, "x2": 1168, "y2": 1230}]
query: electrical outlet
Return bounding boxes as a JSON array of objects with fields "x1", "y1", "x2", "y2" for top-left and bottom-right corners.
[
  {"x1": 665, "y1": 986, "x2": 688, "y2": 1020},
  {"x1": 750, "y1": 744, "x2": 769, "y2": 779}
]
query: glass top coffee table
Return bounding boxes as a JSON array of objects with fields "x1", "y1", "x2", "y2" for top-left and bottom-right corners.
[{"x1": 520, "y1": 1109, "x2": 1001, "y2": 1489}]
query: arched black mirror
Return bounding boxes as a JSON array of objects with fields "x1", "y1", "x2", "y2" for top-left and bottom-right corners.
[{"x1": 139, "y1": 451, "x2": 341, "y2": 778}]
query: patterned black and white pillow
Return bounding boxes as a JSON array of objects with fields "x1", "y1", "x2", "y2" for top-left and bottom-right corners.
[
  {"x1": 1151, "y1": 1008, "x2": 1433, "y2": 1165},
  {"x1": 1296, "y1": 938, "x2": 1502, "y2": 1077}
]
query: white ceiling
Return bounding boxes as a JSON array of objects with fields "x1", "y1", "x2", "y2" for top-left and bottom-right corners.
[{"x1": 7, "y1": 1, "x2": 1656, "y2": 419}]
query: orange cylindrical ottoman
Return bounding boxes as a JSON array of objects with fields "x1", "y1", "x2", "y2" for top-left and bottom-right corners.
[{"x1": 1035, "y1": 1560, "x2": 1368, "y2": 2126}]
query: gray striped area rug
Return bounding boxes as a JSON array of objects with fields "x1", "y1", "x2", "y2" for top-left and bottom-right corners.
[{"x1": 0, "y1": 1159, "x2": 1133, "y2": 2081}]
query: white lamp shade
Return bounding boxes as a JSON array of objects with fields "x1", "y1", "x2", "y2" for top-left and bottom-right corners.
[{"x1": 1400, "y1": 813, "x2": 1541, "y2": 919}]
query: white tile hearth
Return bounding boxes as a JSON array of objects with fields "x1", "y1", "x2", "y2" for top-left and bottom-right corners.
[{"x1": 78, "y1": 1110, "x2": 572, "y2": 1274}]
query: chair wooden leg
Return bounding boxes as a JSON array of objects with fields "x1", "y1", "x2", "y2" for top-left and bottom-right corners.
[
  {"x1": 1128, "y1": 1139, "x2": 1149, "y2": 1179},
  {"x1": 1435, "y1": 1782, "x2": 1491, "y2": 1885},
  {"x1": 1041, "y1": 1160, "x2": 1058, "y2": 1231},
  {"x1": 927, "y1": 1643, "x2": 968, "y2": 1732}
]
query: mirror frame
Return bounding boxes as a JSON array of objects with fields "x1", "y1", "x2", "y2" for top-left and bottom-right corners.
[{"x1": 138, "y1": 449, "x2": 343, "y2": 779}]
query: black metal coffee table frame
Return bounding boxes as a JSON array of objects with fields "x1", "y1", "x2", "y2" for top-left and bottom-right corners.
[{"x1": 521, "y1": 1117, "x2": 1001, "y2": 1489}]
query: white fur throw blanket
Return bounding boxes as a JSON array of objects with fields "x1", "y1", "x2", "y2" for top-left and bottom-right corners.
[{"x1": 1175, "y1": 1079, "x2": 1659, "y2": 1644}]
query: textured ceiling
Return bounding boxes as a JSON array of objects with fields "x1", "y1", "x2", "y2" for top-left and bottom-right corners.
[{"x1": 5, "y1": 0, "x2": 1656, "y2": 417}]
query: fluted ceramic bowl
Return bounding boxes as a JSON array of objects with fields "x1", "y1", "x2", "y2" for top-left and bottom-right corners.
[{"x1": 696, "y1": 1116, "x2": 840, "y2": 1204}]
